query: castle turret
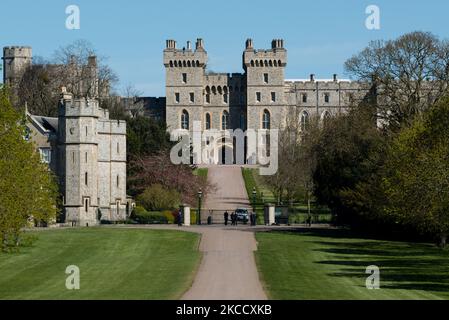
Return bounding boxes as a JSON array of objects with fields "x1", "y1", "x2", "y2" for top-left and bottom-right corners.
[
  {"x1": 58, "y1": 90, "x2": 100, "y2": 226},
  {"x1": 2, "y1": 46, "x2": 32, "y2": 100},
  {"x1": 243, "y1": 39, "x2": 287, "y2": 130},
  {"x1": 164, "y1": 38, "x2": 207, "y2": 131}
]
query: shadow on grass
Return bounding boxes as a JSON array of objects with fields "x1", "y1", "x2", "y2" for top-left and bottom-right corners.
[{"x1": 264, "y1": 227, "x2": 449, "y2": 294}]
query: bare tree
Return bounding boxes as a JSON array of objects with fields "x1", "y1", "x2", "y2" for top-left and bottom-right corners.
[
  {"x1": 122, "y1": 84, "x2": 144, "y2": 118},
  {"x1": 345, "y1": 31, "x2": 449, "y2": 130}
]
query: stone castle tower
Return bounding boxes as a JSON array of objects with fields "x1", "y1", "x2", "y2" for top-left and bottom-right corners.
[
  {"x1": 2, "y1": 46, "x2": 32, "y2": 101},
  {"x1": 58, "y1": 90, "x2": 127, "y2": 226}
]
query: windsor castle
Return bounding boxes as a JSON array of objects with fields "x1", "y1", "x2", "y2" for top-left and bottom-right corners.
[{"x1": 2, "y1": 38, "x2": 371, "y2": 224}]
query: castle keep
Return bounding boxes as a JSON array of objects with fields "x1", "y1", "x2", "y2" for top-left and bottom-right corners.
[{"x1": 164, "y1": 38, "x2": 371, "y2": 163}]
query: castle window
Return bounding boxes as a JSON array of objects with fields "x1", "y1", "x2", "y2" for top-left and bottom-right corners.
[
  {"x1": 175, "y1": 92, "x2": 180, "y2": 103},
  {"x1": 39, "y1": 148, "x2": 51, "y2": 164},
  {"x1": 72, "y1": 152, "x2": 75, "y2": 164},
  {"x1": 300, "y1": 111, "x2": 309, "y2": 132},
  {"x1": 85, "y1": 126, "x2": 88, "y2": 136},
  {"x1": 85, "y1": 198, "x2": 89, "y2": 213},
  {"x1": 205, "y1": 113, "x2": 211, "y2": 130},
  {"x1": 324, "y1": 93, "x2": 330, "y2": 103},
  {"x1": 271, "y1": 92, "x2": 276, "y2": 102},
  {"x1": 182, "y1": 73, "x2": 187, "y2": 83},
  {"x1": 205, "y1": 94, "x2": 210, "y2": 103},
  {"x1": 262, "y1": 109, "x2": 271, "y2": 129},
  {"x1": 189, "y1": 92, "x2": 195, "y2": 103},
  {"x1": 85, "y1": 172, "x2": 88, "y2": 186},
  {"x1": 263, "y1": 73, "x2": 268, "y2": 84},
  {"x1": 181, "y1": 110, "x2": 189, "y2": 130},
  {"x1": 302, "y1": 93, "x2": 307, "y2": 103},
  {"x1": 117, "y1": 175, "x2": 119, "y2": 187},
  {"x1": 85, "y1": 152, "x2": 87, "y2": 163},
  {"x1": 117, "y1": 142, "x2": 119, "y2": 154},
  {"x1": 223, "y1": 93, "x2": 228, "y2": 104},
  {"x1": 222, "y1": 111, "x2": 229, "y2": 130},
  {"x1": 256, "y1": 92, "x2": 261, "y2": 103}
]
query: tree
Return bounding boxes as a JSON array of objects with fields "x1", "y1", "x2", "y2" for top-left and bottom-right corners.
[
  {"x1": 345, "y1": 31, "x2": 449, "y2": 131},
  {"x1": 383, "y1": 97, "x2": 449, "y2": 247},
  {"x1": 17, "y1": 40, "x2": 118, "y2": 116},
  {"x1": 136, "y1": 184, "x2": 181, "y2": 211},
  {"x1": 0, "y1": 88, "x2": 58, "y2": 251},
  {"x1": 312, "y1": 105, "x2": 385, "y2": 225},
  {"x1": 126, "y1": 115, "x2": 171, "y2": 158}
]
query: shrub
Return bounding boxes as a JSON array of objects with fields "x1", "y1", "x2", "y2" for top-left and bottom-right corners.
[
  {"x1": 162, "y1": 210, "x2": 176, "y2": 224},
  {"x1": 136, "y1": 184, "x2": 181, "y2": 211},
  {"x1": 130, "y1": 206, "x2": 168, "y2": 224}
]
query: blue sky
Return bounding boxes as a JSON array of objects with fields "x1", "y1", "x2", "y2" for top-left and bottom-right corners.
[{"x1": 1, "y1": 0, "x2": 449, "y2": 96}]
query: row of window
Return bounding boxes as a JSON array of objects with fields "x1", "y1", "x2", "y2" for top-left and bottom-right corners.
[
  {"x1": 301, "y1": 93, "x2": 331, "y2": 103},
  {"x1": 181, "y1": 73, "x2": 270, "y2": 85},
  {"x1": 255, "y1": 91, "x2": 276, "y2": 103},
  {"x1": 180, "y1": 109, "x2": 331, "y2": 131},
  {"x1": 83, "y1": 172, "x2": 121, "y2": 188}
]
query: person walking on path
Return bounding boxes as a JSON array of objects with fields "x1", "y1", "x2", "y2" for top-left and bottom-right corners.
[
  {"x1": 224, "y1": 211, "x2": 229, "y2": 226},
  {"x1": 178, "y1": 210, "x2": 183, "y2": 226}
]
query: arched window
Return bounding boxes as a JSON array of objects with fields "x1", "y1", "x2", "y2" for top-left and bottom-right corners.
[
  {"x1": 250, "y1": 60, "x2": 254, "y2": 67},
  {"x1": 169, "y1": 61, "x2": 173, "y2": 67},
  {"x1": 262, "y1": 109, "x2": 271, "y2": 129},
  {"x1": 300, "y1": 111, "x2": 309, "y2": 132},
  {"x1": 222, "y1": 110, "x2": 229, "y2": 130},
  {"x1": 181, "y1": 109, "x2": 189, "y2": 130},
  {"x1": 205, "y1": 113, "x2": 211, "y2": 130}
]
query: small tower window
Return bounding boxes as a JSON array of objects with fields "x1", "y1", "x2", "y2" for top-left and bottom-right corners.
[
  {"x1": 182, "y1": 73, "x2": 187, "y2": 83},
  {"x1": 175, "y1": 92, "x2": 180, "y2": 103},
  {"x1": 85, "y1": 172, "x2": 88, "y2": 186},
  {"x1": 189, "y1": 92, "x2": 195, "y2": 103},
  {"x1": 222, "y1": 111, "x2": 230, "y2": 130},
  {"x1": 262, "y1": 109, "x2": 271, "y2": 129},
  {"x1": 263, "y1": 73, "x2": 268, "y2": 84},
  {"x1": 85, "y1": 152, "x2": 87, "y2": 163},
  {"x1": 205, "y1": 113, "x2": 211, "y2": 130},
  {"x1": 85, "y1": 126, "x2": 88, "y2": 136},
  {"x1": 117, "y1": 142, "x2": 120, "y2": 154},
  {"x1": 117, "y1": 175, "x2": 120, "y2": 187},
  {"x1": 256, "y1": 92, "x2": 261, "y2": 103},
  {"x1": 205, "y1": 94, "x2": 210, "y2": 103},
  {"x1": 324, "y1": 93, "x2": 330, "y2": 103},
  {"x1": 302, "y1": 93, "x2": 307, "y2": 103},
  {"x1": 271, "y1": 92, "x2": 276, "y2": 102},
  {"x1": 223, "y1": 93, "x2": 228, "y2": 104},
  {"x1": 181, "y1": 109, "x2": 189, "y2": 130}
]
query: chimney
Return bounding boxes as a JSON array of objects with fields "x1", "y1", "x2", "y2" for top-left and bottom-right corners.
[
  {"x1": 196, "y1": 38, "x2": 204, "y2": 50},
  {"x1": 310, "y1": 74, "x2": 315, "y2": 82},
  {"x1": 333, "y1": 74, "x2": 338, "y2": 82},
  {"x1": 245, "y1": 38, "x2": 253, "y2": 50},
  {"x1": 187, "y1": 41, "x2": 191, "y2": 50},
  {"x1": 166, "y1": 39, "x2": 176, "y2": 49},
  {"x1": 88, "y1": 56, "x2": 97, "y2": 67}
]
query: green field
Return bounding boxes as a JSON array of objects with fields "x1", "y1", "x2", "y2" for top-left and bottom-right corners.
[
  {"x1": 0, "y1": 228, "x2": 201, "y2": 299},
  {"x1": 255, "y1": 228, "x2": 449, "y2": 300}
]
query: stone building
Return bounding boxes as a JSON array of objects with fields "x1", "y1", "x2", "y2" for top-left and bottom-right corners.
[
  {"x1": 23, "y1": 90, "x2": 128, "y2": 226},
  {"x1": 163, "y1": 38, "x2": 372, "y2": 164},
  {"x1": 3, "y1": 46, "x2": 128, "y2": 226}
]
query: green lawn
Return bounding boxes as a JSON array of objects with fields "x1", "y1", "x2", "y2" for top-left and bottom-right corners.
[
  {"x1": 255, "y1": 228, "x2": 449, "y2": 300},
  {"x1": 0, "y1": 228, "x2": 201, "y2": 299}
]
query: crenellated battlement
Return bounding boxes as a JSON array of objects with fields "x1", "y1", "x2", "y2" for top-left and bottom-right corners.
[{"x1": 164, "y1": 38, "x2": 207, "y2": 67}]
